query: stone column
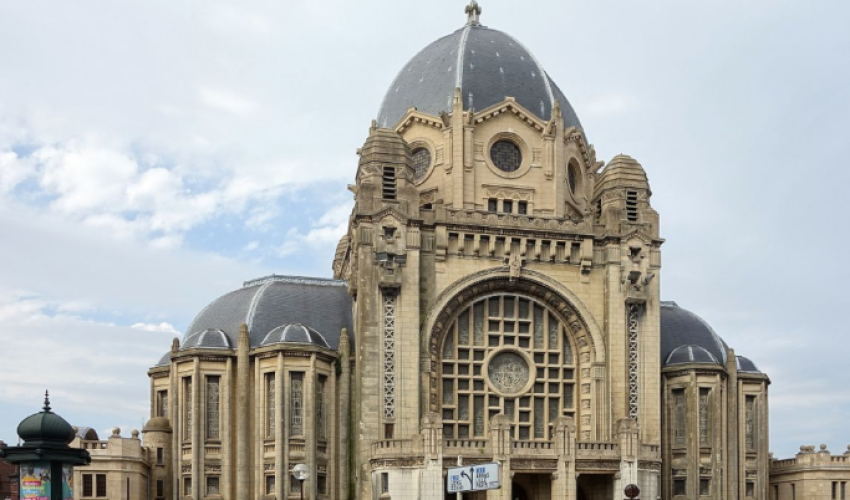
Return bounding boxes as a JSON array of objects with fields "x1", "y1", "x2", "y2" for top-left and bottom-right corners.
[
  {"x1": 236, "y1": 324, "x2": 250, "y2": 500},
  {"x1": 339, "y1": 331, "x2": 351, "y2": 500}
]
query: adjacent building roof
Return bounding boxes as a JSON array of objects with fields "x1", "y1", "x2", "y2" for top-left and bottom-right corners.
[
  {"x1": 377, "y1": 23, "x2": 582, "y2": 131},
  {"x1": 184, "y1": 275, "x2": 353, "y2": 351}
]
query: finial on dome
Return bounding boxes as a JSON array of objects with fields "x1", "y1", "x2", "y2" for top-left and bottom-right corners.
[
  {"x1": 43, "y1": 390, "x2": 52, "y2": 413},
  {"x1": 465, "y1": 1, "x2": 481, "y2": 26}
]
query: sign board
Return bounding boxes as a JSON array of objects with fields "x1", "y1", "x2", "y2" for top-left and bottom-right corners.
[{"x1": 447, "y1": 463, "x2": 500, "y2": 493}]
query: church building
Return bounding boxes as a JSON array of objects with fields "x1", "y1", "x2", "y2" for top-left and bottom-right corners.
[{"x1": 140, "y1": 3, "x2": 771, "y2": 499}]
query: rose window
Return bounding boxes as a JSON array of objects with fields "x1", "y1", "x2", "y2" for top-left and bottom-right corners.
[{"x1": 440, "y1": 294, "x2": 576, "y2": 440}]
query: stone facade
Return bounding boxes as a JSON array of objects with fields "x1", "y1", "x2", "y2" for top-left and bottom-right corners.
[
  {"x1": 71, "y1": 429, "x2": 149, "y2": 500},
  {"x1": 770, "y1": 445, "x2": 850, "y2": 500},
  {"x1": 69, "y1": 4, "x2": 786, "y2": 500}
]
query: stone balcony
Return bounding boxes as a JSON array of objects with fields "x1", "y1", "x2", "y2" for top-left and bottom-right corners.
[{"x1": 371, "y1": 437, "x2": 660, "y2": 471}]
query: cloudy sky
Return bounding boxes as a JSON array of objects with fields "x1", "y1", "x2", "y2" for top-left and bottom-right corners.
[{"x1": 0, "y1": 0, "x2": 848, "y2": 457}]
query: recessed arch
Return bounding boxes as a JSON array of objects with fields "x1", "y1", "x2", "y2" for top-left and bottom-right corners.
[{"x1": 421, "y1": 268, "x2": 606, "y2": 416}]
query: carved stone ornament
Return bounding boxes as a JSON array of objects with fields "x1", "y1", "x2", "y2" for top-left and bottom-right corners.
[{"x1": 511, "y1": 459, "x2": 558, "y2": 470}]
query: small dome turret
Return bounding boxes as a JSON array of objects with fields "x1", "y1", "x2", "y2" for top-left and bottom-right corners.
[
  {"x1": 17, "y1": 392, "x2": 76, "y2": 446},
  {"x1": 736, "y1": 355, "x2": 762, "y2": 374},
  {"x1": 665, "y1": 345, "x2": 722, "y2": 367},
  {"x1": 261, "y1": 323, "x2": 330, "y2": 349},
  {"x1": 182, "y1": 328, "x2": 232, "y2": 350}
]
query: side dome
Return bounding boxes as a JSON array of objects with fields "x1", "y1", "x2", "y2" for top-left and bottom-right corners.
[
  {"x1": 184, "y1": 275, "x2": 353, "y2": 350},
  {"x1": 377, "y1": 9, "x2": 582, "y2": 131},
  {"x1": 182, "y1": 328, "x2": 231, "y2": 350},
  {"x1": 736, "y1": 355, "x2": 762, "y2": 374},
  {"x1": 155, "y1": 352, "x2": 171, "y2": 367},
  {"x1": 660, "y1": 302, "x2": 729, "y2": 366},
  {"x1": 260, "y1": 324, "x2": 330, "y2": 349},
  {"x1": 665, "y1": 345, "x2": 722, "y2": 368}
]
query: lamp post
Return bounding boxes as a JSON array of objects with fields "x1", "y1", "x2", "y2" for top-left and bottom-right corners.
[
  {"x1": 292, "y1": 463, "x2": 309, "y2": 500},
  {"x1": 0, "y1": 392, "x2": 90, "y2": 500}
]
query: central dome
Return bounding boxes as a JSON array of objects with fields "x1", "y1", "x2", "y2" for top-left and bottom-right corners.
[{"x1": 377, "y1": 11, "x2": 582, "y2": 131}]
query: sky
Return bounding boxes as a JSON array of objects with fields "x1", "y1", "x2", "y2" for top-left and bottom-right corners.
[{"x1": 0, "y1": 0, "x2": 848, "y2": 459}]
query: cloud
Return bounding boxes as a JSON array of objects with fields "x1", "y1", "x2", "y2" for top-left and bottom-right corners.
[
  {"x1": 0, "y1": 295, "x2": 163, "y2": 437},
  {"x1": 279, "y1": 200, "x2": 352, "y2": 256},
  {"x1": 131, "y1": 322, "x2": 181, "y2": 335},
  {"x1": 199, "y1": 88, "x2": 258, "y2": 116}
]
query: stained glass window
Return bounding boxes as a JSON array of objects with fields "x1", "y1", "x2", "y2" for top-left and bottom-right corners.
[
  {"x1": 290, "y1": 373, "x2": 303, "y2": 436},
  {"x1": 206, "y1": 376, "x2": 220, "y2": 439}
]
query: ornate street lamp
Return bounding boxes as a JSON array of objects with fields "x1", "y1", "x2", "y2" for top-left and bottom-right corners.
[
  {"x1": 0, "y1": 392, "x2": 90, "y2": 500},
  {"x1": 291, "y1": 463, "x2": 309, "y2": 500}
]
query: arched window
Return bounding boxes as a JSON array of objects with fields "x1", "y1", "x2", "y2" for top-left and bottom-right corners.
[{"x1": 440, "y1": 293, "x2": 576, "y2": 440}]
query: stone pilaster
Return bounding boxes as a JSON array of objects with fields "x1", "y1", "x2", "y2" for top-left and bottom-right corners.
[
  {"x1": 339, "y1": 331, "x2": 351, "y2": 500},
  {"x1": 236, "y1": 324, "x2": 250, "y2": 500},
  {"x1": 275, "y1": 353, "x2": 284, "y2": 500}
]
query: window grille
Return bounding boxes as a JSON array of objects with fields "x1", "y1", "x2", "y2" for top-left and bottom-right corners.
[
  {"x1": 383, "y1": 293, "x2": 397, "y2": 421},
  {"x1": 317, "y1": 376, "x2": 326, "y2": 439},
  {"x1": 206, "y1": 477, "x2": 219, "y2": 496},
  {"x1": 183, "y1": 477, "x2": 191, "y2": 497},
  {"x1": 628, "y1": 305, "x2": 640, "y2": 421},
  {"x1": 673, "y1": 388, "x2": 686, "y2": 445},
  {"x1": 699, "y1": 388, "x2": 710, "y2": 445},
  {"x1": 184, "y1": 377, "x2": 193, "y2": 439},
  {"x1": 206, "y1": 376, "x2": 220, "y2": 439},
  {"x1": 439, "y1": 294, "x2": 576, "y2": 440},
  {"x1": 83, "y1": 474, "x2": 93, "y2": 497},
  {"x1": 673, "y1": 478, "x2": 686, "y2": 496},
  {"x1": 267, "y1": 373, "x2": 275, "y2": 437},
  {"x1": 745, "y1": 395, "x2": 756, "y2": 451},
  {"x1": 290, "y1": 373, "x2": 303, "y2": 435},
  {"x1": 266, "y1": 475, "x2": 275, "y2": 495},
  {"x1": 96, "y1": 474, "x2": 107, "y2": 497}
]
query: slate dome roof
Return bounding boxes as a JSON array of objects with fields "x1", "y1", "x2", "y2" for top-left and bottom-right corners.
[
  {"x1": 660, "y1": 302, "x2": 729, "y2": 367},
  {"x1": 377, "y1": 11, "x2": 582, "y2": 131},
  {"x1": 182, "y1": 275, "x2": 353, "y2": 351}
]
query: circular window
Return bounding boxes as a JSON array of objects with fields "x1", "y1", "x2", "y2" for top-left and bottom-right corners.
[
  {"x1": 411, "y1": 148, "x2": 432, "y2": 180},
  {"x1": 568, "y1": 163, "x2": 579, "y2": 194},
  {"x1": 490, "y1": 140, "x2": 522, "y2": 172},
  {"x1": 488, "y1": 351, "x2": 529, "y2": 394}
]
